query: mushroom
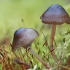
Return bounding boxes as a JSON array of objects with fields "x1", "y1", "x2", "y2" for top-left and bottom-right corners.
[
  {"x1": 40, "y1": 4, "x2": 70, "y2": 62},
  {"x1": 11, "y1": 28, "x2": 51, "y2": 69},
  {"x1": 12, "y1": 28, "x2": 39, "y2": 50}
]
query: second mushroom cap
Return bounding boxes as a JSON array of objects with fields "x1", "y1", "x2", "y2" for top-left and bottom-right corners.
[
  {"x1": 40, "y1": 4, "x2": 70, "y2": 24},
  {"x1": 12, "y1": 28, "x2": 39, "y2": 51}
]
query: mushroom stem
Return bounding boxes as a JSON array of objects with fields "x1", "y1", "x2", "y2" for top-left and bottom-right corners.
[
  {"x1": 28, "y1": 47, "x2": 51, "y2": 69},
  {"x1": 50, "y1": 24, "x2": 59, "y2": 62}
]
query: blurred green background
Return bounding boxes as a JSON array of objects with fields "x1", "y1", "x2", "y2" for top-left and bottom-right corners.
[
  {"x1": 0, "y1": 0, "x2": 70, "y2": 41},
  {"x1": 0, "y1": 0, "x2": 70, "y2": 70}
]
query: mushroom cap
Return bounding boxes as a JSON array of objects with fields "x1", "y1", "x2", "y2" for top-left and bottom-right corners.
[
  {"x1": 12, "y1": 28, "x2": 39, "y2": 51},
  {"x1": 40, "y1": 4, "x2": 70, "y2": 25}
]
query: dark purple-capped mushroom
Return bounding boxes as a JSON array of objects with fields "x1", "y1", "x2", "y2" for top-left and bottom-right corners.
[
  {"x1": 40, "y1": 4, "x2": 70, "y2": 62},
  {"x1": 11, "y1": 28, "x2": 51, "y2": 69},
  {"x1": 12, "y1": 28, "x2": 39, "y2": 50}
]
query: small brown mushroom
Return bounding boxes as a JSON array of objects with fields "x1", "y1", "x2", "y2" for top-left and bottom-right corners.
[
  {"x1": 40, "y1": 4, "x2": 70, "y2": 63},
  {"x1": 12, "y1": 28, "x2": 39, "y2": 50},
  {"x1": 11, "y1": 28, "x2": 51, "y2": 69}
]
